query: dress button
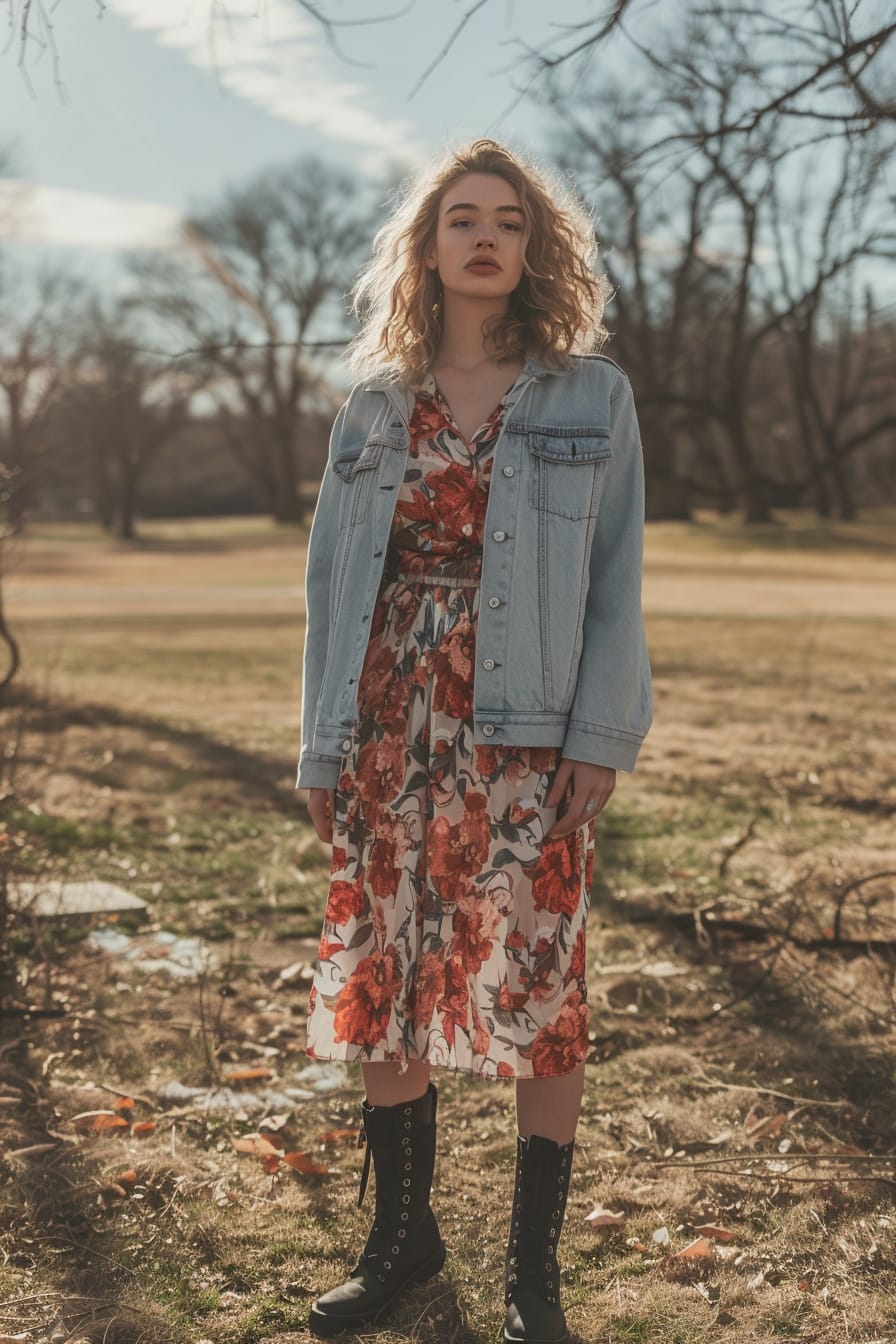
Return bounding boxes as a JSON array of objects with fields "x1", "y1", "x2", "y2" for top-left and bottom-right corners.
[
  {"x1": 341, "y1": 738, "x2": 352, "y2": 751},
  {"x1": 492, "y1": 529, "x2": 506, "y2": 541},
  {"x1": 503, "y1": 466, "x2": 514, "y2": 476},
  {"x1": 461, "y1": 522, "x2": 472, "y2": 534},
  {"x1": 483, "y1": 658, "x2": 495, "y2": 670},
  {"x1": 482, "y1": 723, "x2": 495, "y2": 736},
  {"x1": 488, "y1": 597, "x2": 500, "y2": 608}
]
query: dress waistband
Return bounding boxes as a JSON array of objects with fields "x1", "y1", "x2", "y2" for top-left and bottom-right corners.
[{"x1": 382, "y1": 551, "x2": 481, "y2": 587}]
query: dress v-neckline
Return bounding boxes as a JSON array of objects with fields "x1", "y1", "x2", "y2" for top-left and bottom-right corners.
[{"x1": 427, "y1": 369, "x2": 523, "y2": 452}]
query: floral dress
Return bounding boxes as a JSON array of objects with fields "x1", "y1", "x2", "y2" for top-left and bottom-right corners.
[{"x1": 303, "y1": 367, "x2": 596, "y2": 1080}]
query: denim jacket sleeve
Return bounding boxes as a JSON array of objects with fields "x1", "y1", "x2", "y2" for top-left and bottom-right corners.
[
  {"x1": 296, "y1": 400, "x2": 349, "y2": 791},
  {"x1": 561, "y1": 374, "x2": 653, "y2": 772}
]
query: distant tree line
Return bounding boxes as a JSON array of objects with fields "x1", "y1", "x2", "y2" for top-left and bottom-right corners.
[{"x1": 1, "y1": 0, "x2": 894, "y2": 551}]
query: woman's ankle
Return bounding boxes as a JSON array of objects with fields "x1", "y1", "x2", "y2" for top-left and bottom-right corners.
[{"x1": 360, "y1": 1059, "x2": 431, "y2": 1105}]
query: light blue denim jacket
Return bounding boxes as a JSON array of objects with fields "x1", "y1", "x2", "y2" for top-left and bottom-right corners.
[{"x1": 296, "y1": 351, "x2": 653, "y2": 790}]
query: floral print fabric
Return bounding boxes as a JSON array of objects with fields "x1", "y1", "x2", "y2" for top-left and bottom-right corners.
[{"x1": 304, "y1": 370, "x2": 595, "y2": 1080}]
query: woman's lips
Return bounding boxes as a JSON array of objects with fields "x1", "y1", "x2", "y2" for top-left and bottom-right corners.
[{"x1": 466, "y1": 260, "x2": 501, "y2": 272}]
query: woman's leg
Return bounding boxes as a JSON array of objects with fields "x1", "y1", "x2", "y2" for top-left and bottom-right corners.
[
  {"x1": 514, "y1": 1061, "x2": 586, "y2": 1144},
  {"x1": 360, "y1": 1058, "x2": 431, "y2": 1103}
]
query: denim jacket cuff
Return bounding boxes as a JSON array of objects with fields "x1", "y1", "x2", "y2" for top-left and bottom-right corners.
[
  {"x1": 561, "y1": 721, "x2": 644, "y2": 773},
  {"x1": 296, "y1": 755, "x2": 342, "y2": 789}
]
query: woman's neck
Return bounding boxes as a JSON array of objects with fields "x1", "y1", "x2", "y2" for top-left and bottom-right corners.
[{"x1": 433, "y1": 291, "x2": 510, "y2": 370}]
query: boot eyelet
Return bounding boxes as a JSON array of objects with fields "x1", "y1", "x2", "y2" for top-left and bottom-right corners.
[
  {"x1": 404, "y1": 1106, "x2": 412, "y2": 1114},
  {"x1": 401, "y1": 1211, "x2": 409, "y2": 1220},
  {"x1": 403, "y1": 1178, "x2": 410, "y2": 1187},
  {"x1": 402, "y1": 1194, "x2": 410, "y2": 1203},
  {"x1": 378, "y1": 1273, "x2": 386, "y2": 1283},
  {"x1": 385, "y1": 1261, "x2": 391, "y2": 1269},
  {"x1": 552, "y1": 1210, "x2": 560, "y2": 1219},
  {"x1": 550, "y1": 1228, "x2": 556, "y2": 1237},
  {"x1": 392, "y1": 1245, "x2": 399, "y2": 1254},
  {"x1": 398, "y1": 1229, "x2": 406, "y2": 1237},
  {"x1": 404, "y1": 1121, "x2": 411, "y2": 1128}
]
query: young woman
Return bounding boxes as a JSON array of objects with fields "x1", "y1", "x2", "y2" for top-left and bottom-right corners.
[{"x1": 297, "y1": 138, "x2": 653, "y2": 1342}]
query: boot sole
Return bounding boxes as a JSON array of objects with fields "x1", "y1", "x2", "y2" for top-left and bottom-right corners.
[{"x1": 308, "y1": 1241, "x2": 447, "y2": 1338}]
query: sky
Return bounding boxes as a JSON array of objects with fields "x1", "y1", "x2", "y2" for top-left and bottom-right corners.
[{"x1": 0, "y1": 0, "x2": 603, "y2": 291}]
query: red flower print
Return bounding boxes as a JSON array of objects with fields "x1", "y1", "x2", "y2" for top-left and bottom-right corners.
[
  {"x1": 449, "y1": 885, "x2": 503, "y2": 975},
  {"x1": 407, "y1": 948, "x2": 446, "y2": 1026},
  {"x1": 432, "y1": 621, "x2": 476, "y2": 722},
  {"x1": 409, "y1": 396, "x2": 446, "y2": 442},
  {"x1": 428, "y1": 791, "x2": 492, "y2": 903},
  {"x1": 333, "y1": 943, "x2": 404, "y2": 1047},
  {"x1": 326, "y1": 877, "x2": 367, "y2": 926},
  {"x1": 530, "y1": 988, "x2": 590, "y2": 1076},
  {"x1": 533, "y1": 836, "x2": 581, "y2": 919},
  {"x1": 570, "y1": 925, "x2": 586, "y2": 983},
  {"x1": 438, "y1": 953, "x2": 470, "y2": 1052}
]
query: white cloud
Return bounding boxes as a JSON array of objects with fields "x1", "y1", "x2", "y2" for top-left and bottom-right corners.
[
  {"x1": 104, "y1": 0, "x2": 417, "y2": 156},
  {"x1": 0, "y1": 178, "x2": 183, "y2": 248}
]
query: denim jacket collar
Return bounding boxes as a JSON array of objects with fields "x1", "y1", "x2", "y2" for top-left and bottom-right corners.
[{"x1": 360, "y1": 352, "x2": 574, "y2": 420}]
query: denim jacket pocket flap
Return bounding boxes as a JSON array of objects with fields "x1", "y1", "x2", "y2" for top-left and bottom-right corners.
[
  {"x1": 528, "y1": 429, "x2": 611, "y2": 464},
  {"x1": 333, "y1": 435, "x2": 388, "y2": 481}
]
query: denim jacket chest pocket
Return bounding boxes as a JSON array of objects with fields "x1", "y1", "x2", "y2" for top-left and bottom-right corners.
[
  {"x1": 332, "y1": 433, "x2": 389, "y2": 523},
  {"x1": 527, "y1": 427, "x2": 612, "y2": 520}
]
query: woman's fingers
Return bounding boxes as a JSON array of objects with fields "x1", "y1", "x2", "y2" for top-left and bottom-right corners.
[
  {"x1": 545, "y1": 758, "x2": 574, "y2": 810},
  {"x1": 544, "y1": 764, "x2": 615, "y2": 840}
]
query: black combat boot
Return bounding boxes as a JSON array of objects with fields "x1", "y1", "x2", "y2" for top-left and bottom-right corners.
[
  {"x1": 503, "y1": 1132, "x2": 576, "y2": 1344},
  {"x1": 308, "y1": 1079, "x2": 446, "y2": 1337}
]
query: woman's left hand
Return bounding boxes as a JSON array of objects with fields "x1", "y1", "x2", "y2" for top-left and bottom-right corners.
[{"x1": 543, "y1": 758, "x2": 616, "y2": 840}]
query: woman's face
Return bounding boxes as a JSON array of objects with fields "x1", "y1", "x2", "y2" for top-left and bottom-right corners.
[{"x1": 425, "y1": 171, "x2": 527, "y2": 302}]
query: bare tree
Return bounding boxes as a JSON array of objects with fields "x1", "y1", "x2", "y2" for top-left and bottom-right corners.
[
  {"x1": 548, "y1": 4, "x2": 894, "y2": 521},
  {"x1": 62, "y1": 300, "x2": 201, "y2": 539},
  {"x1": 0, "y1": 262, "x2": 85, "y2": 532},
  {"x1": 125, "y1": 155, "x2": 371, "y2": 523}
]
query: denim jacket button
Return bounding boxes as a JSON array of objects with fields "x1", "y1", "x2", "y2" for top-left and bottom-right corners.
[
  {"x1": 482, "y1": 723, "x2": 495, "y2": 736},
  {"x1": 488, "y1": 597, "x2": 500, "y2": 608},
  {"x1": 492, "y1": 530, "x2": 506, "y2": 541},
  {"x1": 503, "y1": 466, "x2": 514, "y2": 476},
  {"x1": 341, "y1": 738, "x2": 352, "y2": 751},
  {"x1": 483, "y1": 658, "x2": 495, "y2": 670}
]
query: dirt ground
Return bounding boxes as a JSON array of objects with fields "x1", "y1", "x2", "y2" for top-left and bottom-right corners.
[{"x1": 1, "y1": 513, "x2": 894, "y2": 1344}]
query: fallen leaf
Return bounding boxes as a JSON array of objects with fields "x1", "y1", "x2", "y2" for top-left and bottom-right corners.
[
  {"x1": 671, "y1": 1236, "x2": 715, "y2": 1259},
  {"x1": 744, "y1": 1110, "x2": 788, "y2": 1143},
  {"x1": 692, "y1": 1223, "x2": 737, "y2": 1242},
  {"x1": 585, "y1": 1204, "x2": 626, "y2": 1227},
  {"x1": 70, "y1": 1110, "x2": 129, "y2": 1133},
  {"x1": 118, "y1": 1169, "x2": 138, "y2": 1185},
  {"x1": 652, "y1": 1226, "x2": 670, "y2": 1245},
  {"x1": 231, "y1": 1136, "x2": 280, "y2": 1158},
  {"x1": 282, "y1": 1150, "x2": 330, "y2": 1174},
  {"x1": 225, "y1": 1067, "x2": 272, "y2": 1084},
  {"x1": 131, "y1": 1121, "x2": 156, "y2": 1136},
  {"x1": 319, "y1": 1128, "x2": 358, "y2": 1143},
  {"x1": 114, "y1": 1097, "x2": 135, "y2": 1111}
]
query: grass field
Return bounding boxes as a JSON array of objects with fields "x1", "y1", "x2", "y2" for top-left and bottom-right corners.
[{"x1": 1, "y1": 512, "x2": 895, "y2": 1344}]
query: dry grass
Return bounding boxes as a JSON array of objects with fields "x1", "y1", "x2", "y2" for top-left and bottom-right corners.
[{"x1": 1, "y1": 511, "x2": 895, "y2": 1344}]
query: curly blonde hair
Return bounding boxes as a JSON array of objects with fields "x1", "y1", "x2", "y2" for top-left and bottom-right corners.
[{"x1": 345, "y1": 138, "x2": 612, "y2": 388}]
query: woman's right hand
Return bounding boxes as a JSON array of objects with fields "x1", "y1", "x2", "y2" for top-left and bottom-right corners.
[{"x1": 307, "y1": 787, "x2": 336, "y2": 844}]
